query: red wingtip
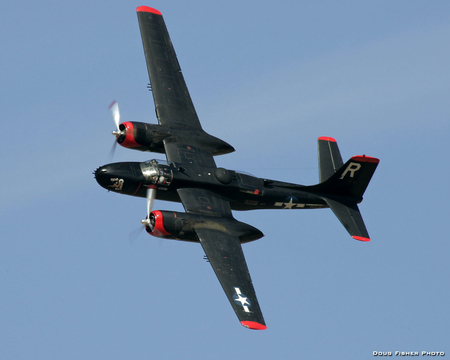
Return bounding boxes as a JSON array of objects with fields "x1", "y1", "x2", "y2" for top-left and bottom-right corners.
[
  {"x1": 318, "y1": 136, "x2": 336, "y2": 142},
  {"x1": 350, "y1": 155, "x2": 380, "y2": 164},
  {"x1": 240, "y1": 321, "x2": 267, "y2": 330},
  {"x1": 352, "y1": 236, "x2": 371, "y2": 242},
  {"x1": 136, "y1": 6, "x2": 162, "y2": 15}
]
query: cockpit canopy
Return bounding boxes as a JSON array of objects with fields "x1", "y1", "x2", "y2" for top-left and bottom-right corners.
[{"x1": 140, "y1": 159, "x2": 172, "y2": 187}]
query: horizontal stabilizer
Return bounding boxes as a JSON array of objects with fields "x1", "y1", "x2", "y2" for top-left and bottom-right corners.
[{"x1": 325, "y1": 198, "x2": 370, "y2": 241}]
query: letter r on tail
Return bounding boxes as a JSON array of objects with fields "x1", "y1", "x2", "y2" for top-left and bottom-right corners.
[{"x1": 340, "y1": 162, "x2": 362, "y2": 179}]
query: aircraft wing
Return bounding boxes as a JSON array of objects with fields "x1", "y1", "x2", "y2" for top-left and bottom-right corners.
[
  {"x1": 136, "y1": 7, "x2": 264, "y2": 328},
  {"x1": 163, "y1": 138, "x2": 216, "y2": 169},
  {"x1": 177, "y1": 188, "x2": 267, "y2": 330},
  {"x1": 136, "y1": 6, "x2": 202, "y2": 130}
]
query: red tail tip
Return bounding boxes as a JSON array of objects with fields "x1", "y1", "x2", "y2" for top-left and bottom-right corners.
[
  {"x1": 318, "y1": 136, "x2": 336, "y2": 142},
  {"x1": 352, "y1": 236, "x2": 371, "y2": 242},
  {"x1": 240, "y1": 321, "x2": 267, "y2": 330},
  {"x1": 350, "y1": 155, "x2": 380, "y2": 164},
  {"x1": 136, "y1": 6, "x2": 162, "y2": 15}
]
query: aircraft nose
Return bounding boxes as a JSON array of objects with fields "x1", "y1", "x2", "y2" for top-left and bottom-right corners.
[
  {"x1": 94, "y1": 165, "x2": 111, "y2": 189},
  {"x1": 94, "y1": 162, "x2": 145, "y2": 194}
]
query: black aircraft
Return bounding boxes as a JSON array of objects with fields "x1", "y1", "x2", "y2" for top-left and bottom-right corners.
[{"x1": 94, "y1": 6, "x2": 379, "y2": 330}]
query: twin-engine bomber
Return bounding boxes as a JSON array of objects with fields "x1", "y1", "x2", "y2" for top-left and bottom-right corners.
[{"x1": 94, "y1": 6, "x2": 379, "y2": 330}]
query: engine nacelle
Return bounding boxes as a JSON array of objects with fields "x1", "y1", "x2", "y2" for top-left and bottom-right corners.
[
  {"x1": 116, "y1": 121, "x2": 235, "y2": 156},
  {"x1": 116, "y1": 122, "x2": 169, "y2": 153},
  {"x1": 145, "y1": 210, "x2": 264, "y2": 243}
]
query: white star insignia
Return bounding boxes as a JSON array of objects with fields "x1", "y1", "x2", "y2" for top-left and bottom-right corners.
[
  {"x1": 283, "y1": 198, "x2": 296, "y2": 209},
  {"x1": 234, "y1": 293, "x2": 250, "y2": 307},
  {"x1": 275, "y1": 198, "x2": 304, "y2": 209},
  {"x1": 233, "y1": 287, "x2": 251, "y2": 312}
]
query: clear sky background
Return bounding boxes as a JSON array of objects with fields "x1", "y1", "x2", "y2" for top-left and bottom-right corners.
[{"x1": 1, "y1": 1, "x2": 449, "y2": 359}]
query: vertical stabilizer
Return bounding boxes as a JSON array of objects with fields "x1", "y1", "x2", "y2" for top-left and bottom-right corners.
[
  {"x1": 310, "y1": 154, "x2": 380, "y2": 202},
  {"x1": 318, "y1": 137, "x2": 344, "y2": 182}
]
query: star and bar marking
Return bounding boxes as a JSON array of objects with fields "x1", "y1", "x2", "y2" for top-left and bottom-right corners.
[
  {"x1": 274, "y1": 196, "x2": 305, "y2": 209},
  {"x1": 274, "y1": 196, "x2": 325, "y2": 209},
  {"x1": 233, "y1": 287, "x2": 251, "y2": 312}
]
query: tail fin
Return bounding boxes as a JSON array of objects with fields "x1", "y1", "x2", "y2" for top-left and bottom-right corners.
[
  {"x1": 315, "y1": 154, "x2": 380, "y2": 202},
  {"x1": 312, "y1": 137, "x2": 379, "y2": 241},
  {"x1": 318, "y1": 137, "x2": 343, "y2": 182}
]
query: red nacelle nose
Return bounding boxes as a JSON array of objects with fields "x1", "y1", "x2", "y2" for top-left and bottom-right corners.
[
  {"x1": 145, "y1": 211, "x2": 171, "y2": 237},
  {"x1": 117, "y1": 122, "x2": 140, "y2": 148}
]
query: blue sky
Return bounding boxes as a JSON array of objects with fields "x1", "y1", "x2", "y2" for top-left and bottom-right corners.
[{"x1": 1, "y1": 1, "x2": 449, "y2": 359}]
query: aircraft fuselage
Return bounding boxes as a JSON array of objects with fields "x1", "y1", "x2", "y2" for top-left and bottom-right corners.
[{"x1": 94, "y1": 159, "x2": 328, "y2": 213}]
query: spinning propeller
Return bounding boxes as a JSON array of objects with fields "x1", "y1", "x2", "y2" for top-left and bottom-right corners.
[
  {"x1": 141, "y1": 185, "x2": 157, "y2": 229},
  {"x1": 108, "y1": 100, "x2": 124, "y2": 158},
  {"x1": 128, "y1": 186, "x2": 158, "y2": 244},
  {"x1": 128, "y1": 185, "x2": 162, "y2": 246}
]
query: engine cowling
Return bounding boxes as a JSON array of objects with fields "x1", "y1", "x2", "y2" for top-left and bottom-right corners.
[
  {"x1": 116, "y1": 122, "x2": 169, "y2": 153},
  {"x1": 145, "y1": 210, "x2": 264, "y2": 243},
  {"x1": 115, "y1": 121, "x2": 235, "y2": 156}
]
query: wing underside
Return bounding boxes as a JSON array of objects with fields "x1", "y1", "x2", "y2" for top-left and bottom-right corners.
[
  {"x1": 196, "y1": 228, "x2": 266, "y2": 329},
  {"x1": 136, "y1": 7, "x2": 202, "y2": 130},
  {"x1": 177, "y1": 188, "x2": 267, "y2": 329}
]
